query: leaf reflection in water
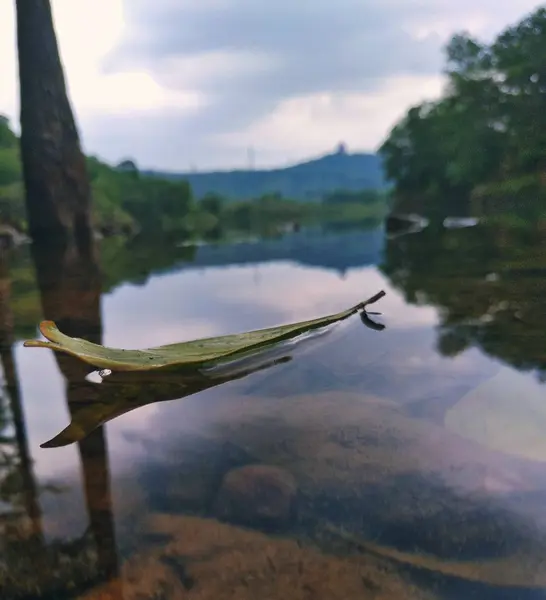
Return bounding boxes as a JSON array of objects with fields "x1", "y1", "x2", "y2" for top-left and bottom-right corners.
[{"x1": 41, "y1": 354, "x2": 292, "y2": 449}]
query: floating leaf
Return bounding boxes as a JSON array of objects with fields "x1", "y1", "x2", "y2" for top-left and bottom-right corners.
[
  {"x1": 32, "y1": 292, "x2": 386, "y2": 448},
  {"x1": 24, "y1": 292, "x2": 385, "y2": 373}
]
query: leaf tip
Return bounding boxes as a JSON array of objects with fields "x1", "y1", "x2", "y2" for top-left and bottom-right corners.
[
  {"x1": 363, "y1": 290, "x2": 386, "y2": 306},
  {"x1": 24, "y1": 321, "x2": 63, "y2": 350},
  {"x1": 40, "y1": 433, "x2": 75, "y2": 449},
  {"x1": 40, "y1": 421, "x2": 89, "y2": 448},
  {"x1": 24, "y1": 340, "x2": 48, "y2": 348},
  {"x1": 39, "y1": 320, "x2": 59, "y2": 338}
]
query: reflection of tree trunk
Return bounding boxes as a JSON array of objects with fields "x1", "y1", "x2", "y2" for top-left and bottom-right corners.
[
  {"x1": 1, "y1": 348, "x2": 44, "y2": 543},
  {"x1": 15, "y1": 0, "x2": 93, "y2": 251},
  {"x1": 78, "y1": 423, "x2": 120, "y2": 579},
  {"x1": 0, "y1": 253, "x2": 14, "y2": 345},
  {"x1": 30, "y1": 238, "x2": 121, "y2": 586},
  {"x1": 0, "y1": 254, "x2": 44, "y2": 542}
]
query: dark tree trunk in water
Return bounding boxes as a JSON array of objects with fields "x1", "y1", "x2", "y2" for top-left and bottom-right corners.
[{"x1": 15, "y1": 0, "x2": 93, "y2": 252}]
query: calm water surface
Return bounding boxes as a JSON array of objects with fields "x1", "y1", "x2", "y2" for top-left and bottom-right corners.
[{"x1": 2, "y1": 222, "x2": 546, "y2": 599}]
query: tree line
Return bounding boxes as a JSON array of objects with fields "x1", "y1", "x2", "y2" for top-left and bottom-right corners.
[
  {"x1": 379, "y1": 7, "x2": 546, "y2": 219},
  {"x1": 0, "y1": 116, "x2": 386, "y2": 240}
]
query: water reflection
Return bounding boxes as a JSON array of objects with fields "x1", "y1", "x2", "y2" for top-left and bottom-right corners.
[
  {"x1": 42, "y1": 354, "x2": 297, "y2": 449},
  {"x1": 381, "y1": 222, "x2": 546, "y2": 375},
  {"x1": 0, "y1": 250, "x2": 43, "y2": 542},
  {"x1": 0, "y1": 237, "x2": 124, "y2": 597},
  {"x1": 5, "y1": 222, "x2": 546, "y2": 598}
]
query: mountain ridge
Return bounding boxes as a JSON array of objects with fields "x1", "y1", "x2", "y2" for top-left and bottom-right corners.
[{"x1": 140, "y1": 147, "x2": 385, "y2": 200}]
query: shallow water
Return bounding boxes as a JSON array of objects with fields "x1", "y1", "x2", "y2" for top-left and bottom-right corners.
[{"x1": 2, "y1": 222, "x2": 546, "y2": 599}]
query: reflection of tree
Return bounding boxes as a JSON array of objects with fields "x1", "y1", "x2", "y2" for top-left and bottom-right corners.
[
  {"x1": 30, "y1": 235, "x2": 122, "y2": 585},
  {"x1": 0, "y1": 250, "x2": 43, "y2": 541},
  {"x1": 381, "y1": 223, "x2": 546, "y2": 376},
  {"x1": 0, "y1": 239, "x2": 126, "y2": 596},
  {"x1": 6, "y1": 234, "x2": 198, "y2": 343}
]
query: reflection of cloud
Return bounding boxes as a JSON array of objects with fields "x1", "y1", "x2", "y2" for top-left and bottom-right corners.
[
  {"x1": 19, "y1": 259, "x2": 439, "y2": 465},
  {"x1": 15, "y1": 343, "x2": 80, "y2": 479},
  {"x1": 103, "y1": 262, "x2": 440, "y2": 350},
  {"x1": 13, "y1": 255, "x2": 495, "y2": 541},
  {"x1": 446, "y1": 367, "x2": 546, "y2": 463},
  {"x1": 194, "y1": 263, "x2": 440, "y2": 329}
]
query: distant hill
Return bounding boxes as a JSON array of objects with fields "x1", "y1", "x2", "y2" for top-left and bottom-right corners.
[{"x1": 141, "y1": 146, "x2": 385, "y2": 200}]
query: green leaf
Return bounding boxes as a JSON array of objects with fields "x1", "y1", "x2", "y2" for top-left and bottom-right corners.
[
  {"x1": 23, "y1": 292, "x2": 385, "y2": 373},
  {"x1": 27, "y1": 292, "x2": 386, "y2": 448}
]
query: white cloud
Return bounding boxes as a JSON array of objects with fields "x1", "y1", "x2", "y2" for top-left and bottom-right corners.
[
  {"x1": 222, "y1": 74, "x2": 446, "y2": 162},
  {"x1": 0, "y1": 0, "x2": 543, "y2": 168},
  {"x1": 0, "y1": 1, "x2": 195, "y2": 122}
]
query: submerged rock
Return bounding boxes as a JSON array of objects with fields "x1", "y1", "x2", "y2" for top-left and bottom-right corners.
[
  {"x1": 129, "y1": 389, "x2": 546, "y2": 588},
  {"x1": 138, "y1": 436, "x2": 254, "y2": 514},
  {"x1": 214, "y1": 464, "x2": 297, "y2": 527}
]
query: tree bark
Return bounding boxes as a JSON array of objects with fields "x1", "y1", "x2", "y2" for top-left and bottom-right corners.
[{"x1": 15, "y1": 0, "x2": 93, "y2": 253}]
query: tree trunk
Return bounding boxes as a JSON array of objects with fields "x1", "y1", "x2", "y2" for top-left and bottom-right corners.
[{"x1": 15, "y1": 0, "x2": 93, "y2": 253}]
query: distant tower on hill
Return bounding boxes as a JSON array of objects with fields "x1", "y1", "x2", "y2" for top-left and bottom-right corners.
[
  {"x1": 116, "y1": 158, "x2": 138, "y2": 173},
  {"x1": 336, "y1": 142, "x2": 347, "y2": 155}
]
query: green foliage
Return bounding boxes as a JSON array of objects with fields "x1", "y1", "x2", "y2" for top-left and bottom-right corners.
[
  {"x1": 0, "y1": 183, "x2": 26, "y2": 230},
  {"x1": 0, "y1": 118, "x2": 22, "y2": 187},
  {"x1": 84, "y1": 155, "x2": 197, "y2": 235},
  {"x1": 0, "y1": 118, "x2": 25, "y2": 229},
  {"x1": 200, "y1": 192, "x2": 224, "y2": 216},
  {"x1": 0, "y1": 119, "x2": 201, "y2": 236},
  {"x1": 0, "y1": 149, "x2": 22, "y2": 186},
  {"x1": 322, "y1": 189, "x2": 384, "y2": 205},
  {"x1": 379, "y1": 7, "x2": 546, "y2": 218},
  {"x1": 0, "y1": 116, "x2": 386, "y2": 239},
  {"x1": 0, "y1": 116, "x2": 17, "y2": 149},
  {"x1": 221, "y1": 191, "x2": 386, "y2": 235}
]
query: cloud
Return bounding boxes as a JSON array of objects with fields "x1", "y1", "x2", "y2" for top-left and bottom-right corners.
[
  {"x1": 1, "y1": 0, "x2": 543, "y2": 168},
  {"x1": 105, "y1": 0, "x2": 445, "y2": 134},
  {"x1": 91, "y1": 0, "x2": 542, "y2": 168},
  {"x1": 107, "y1": 0, "x2": 544, "y2": 114}
]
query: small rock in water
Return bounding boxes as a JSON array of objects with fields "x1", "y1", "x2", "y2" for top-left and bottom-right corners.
[{"x1": 214, "y1": 464, "x2": 297, "y2": 527}]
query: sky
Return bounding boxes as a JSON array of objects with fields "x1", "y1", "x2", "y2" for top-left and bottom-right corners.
[{"x1": 0, "y1": 1, "x2": 543, "y2": 171}]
